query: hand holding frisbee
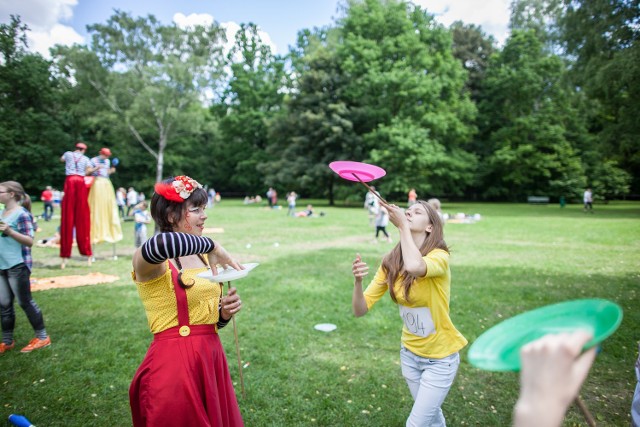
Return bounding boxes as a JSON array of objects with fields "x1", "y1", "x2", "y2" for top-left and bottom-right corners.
[{"x1": 468, "y1": 298, "x2": 622, "y2": 372}]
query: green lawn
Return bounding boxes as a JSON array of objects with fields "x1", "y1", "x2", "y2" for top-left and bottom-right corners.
[{"x1": 2, "y1": 200, "x2": 639, "y2": 426}]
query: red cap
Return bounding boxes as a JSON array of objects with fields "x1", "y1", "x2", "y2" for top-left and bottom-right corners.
[
  {"x1": 76, "y1": 142, "x2": 87, "y2": 150},
  {"x1": 100, "y1": 147, "x2": 112, "y2": 157}
]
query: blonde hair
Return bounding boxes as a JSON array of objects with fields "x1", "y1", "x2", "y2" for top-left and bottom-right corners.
[
  {"x1": 381, "y1": 200, "x2": 448, "y2": 303},
  {"x1": 0, "y1": 181, "x2": 31, "y2": 212}
]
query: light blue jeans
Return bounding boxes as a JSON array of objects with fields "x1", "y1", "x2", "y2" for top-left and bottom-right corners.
[{"x1": 400, "y1": 347, "x2": 460, "y2": 427}]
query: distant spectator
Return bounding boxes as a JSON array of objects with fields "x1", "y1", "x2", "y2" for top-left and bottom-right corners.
[
  {"x1": 427, "y1": 198, "x2": 443, "y2": 220},
  {"x1": 133, "y1": 202, "x2": 151, "y2": 248},
  {"x1": 126, "y1": 187, "x2": 138, "y2": 216},
  {"x1": 407, "y1": 188, "x2": 417, "y2": 207},
  {"x1": 295, "y1": 204, "x2": 314, "y2": 217},
  {"x1": 287, "y1": 191, "x2": 297, "y2": 216},
  {"x1": 52, "y1": 188, "x2": 62, "y2": 208},
  {"x1": 116, "y1": 187, "x2": 126, "y2": 219},
  {"x1": 583, "y1": 188, "x2": 594, "y2": 213},
  {"x1": 374, "y1": 206, "x2": 392, "y2": 243},
  {"x1": 266, "y1": 187, "x2": 274, "y2": 208},
  {"x1": 208, "y1": 187, "x2": 215, "y2": 208},
  {"x1": 364, "y1": 187, "x2": 380, "y2": 226},
  {"x1": 40, "y1": 186, "x2": 53, "y2": 221}
]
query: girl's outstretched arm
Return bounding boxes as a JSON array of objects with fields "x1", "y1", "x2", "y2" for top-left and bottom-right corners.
[{"x1": 352, "y1": 253, "x2": 369, "y2": 317}]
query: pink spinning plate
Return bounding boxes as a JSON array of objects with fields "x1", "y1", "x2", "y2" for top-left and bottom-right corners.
[{"x1": 329, "y1": 161, "x2": 386, "y2": 183}]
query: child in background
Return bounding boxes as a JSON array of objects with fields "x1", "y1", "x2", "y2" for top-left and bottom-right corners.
[
  {"x1": 374, "y1": 206, "x2": 392, "y2": 243},
  {"x1": 133, "y1": 202, "x2": 151, "y2": 248}
]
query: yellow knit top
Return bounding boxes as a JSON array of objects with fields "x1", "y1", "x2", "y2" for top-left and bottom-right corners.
[{"x1": 132, "y1": 262, "x2": 222, "y2": 334}]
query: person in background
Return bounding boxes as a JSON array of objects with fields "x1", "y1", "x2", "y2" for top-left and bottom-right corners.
[
  {"x1": 40, "y1": 186, "x2": 53, "y2": 221},
  {"x1": 207, "y1": 187, "x2": 215, "y2": 208},
  {"x1": 52, "y1": 188, "x2": 62, "y2": 208},
  {"x1": 59, "y1": 141, "x2": 96, "y2": 269},
  {"x1": 0, "y1": 181, "x2": 51, "y2": 353},
  {"x1": 365, "y1": 187, "x2": 380, "y2": 226},
  {"x1": 514, "y1": 331, "x2": 597, "y2": 427},
  {"x1": 266, "y1": 187, "x2": 274, "y2": 208},
  {"x1": 408, "y1": 188, "x2": 417, "y2": 207},
  {"x1": 287, "y1": 191, "x2": 297, "y2": 217},
  {"x1": 295, "y1": 204, "x2": 314, "y2": 217},
  {"x1": 116, "y1": 187, "x2": 127, "y2": 219},
  {"x1": 133, "y1": 202, "x2": 151, "y2": 248},
  {"x1": 88, "y1": 147, "x2": 123, "y2": 245},
  {"x1": 129, "y1": 175, "x2": 244, "y2": 426},
  {"x1": 583, "y1": 188, "x2": 594, "y2": 213},
  {"x1": 374, "y1": 206, "x2": 392, "y2": 243},
  {"x1": 126, "y1": 187, "x2": 138, "y2": 217},
  {"x1": 351, "y1": 200, "x2": 467, "y2": 426},
  {"x1": 427, "y1": 198, "x2": 444, "y2": 221}
]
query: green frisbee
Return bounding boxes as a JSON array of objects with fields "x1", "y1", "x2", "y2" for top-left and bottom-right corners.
[{"x1": 468, "y1": 299, "x2": 623, "y2": 372}]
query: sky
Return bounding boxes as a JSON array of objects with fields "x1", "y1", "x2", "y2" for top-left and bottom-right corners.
[{"x1": 0, "y1": 0, "x2": 512, "y2": 58}]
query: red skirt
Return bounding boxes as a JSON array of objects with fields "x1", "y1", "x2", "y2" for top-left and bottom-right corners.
[{"x1": 129, "y1": 325, "x2": 243, "y2": 427}]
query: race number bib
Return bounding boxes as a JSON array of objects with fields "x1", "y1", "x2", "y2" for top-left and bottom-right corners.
[{"x1": 399, "y1": 306, "x2": 435, "y2": 338}]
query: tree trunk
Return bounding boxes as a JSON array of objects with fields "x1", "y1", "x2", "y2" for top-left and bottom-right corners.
[{"x1": 156, "y1": 135, "x2": 166, "y2": 183}]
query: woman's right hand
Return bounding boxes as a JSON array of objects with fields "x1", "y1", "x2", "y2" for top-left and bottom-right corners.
[{"x1": 352, "y1": 253, "x2": 369, "y2": 283}]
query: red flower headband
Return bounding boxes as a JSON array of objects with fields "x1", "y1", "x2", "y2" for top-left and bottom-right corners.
[{"x1": 154, "y1": 175, "x2": 203, "y2": 203}]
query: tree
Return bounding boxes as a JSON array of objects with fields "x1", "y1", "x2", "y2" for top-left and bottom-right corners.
[
  {"x1": 557, "y1": 0, "x2": 640, "y2": 192},
  {"x1": 477, "y1": 30, "x2": 587, "y2": 200},
  {"x1": 54, "y1": 11, "x2": 228, "y2": 182},
  {"x1": 450, "y1": 21, "x2": 496, "y2": 103},
  {"x1": 211, "y1": 24, "x2": 289, "y2": 193},
  {"x1": 0, "y1": 16, "x2": 71, "y2": 194},
  {"x1": 336, "y1": 0, "x2": 477, "y2": 199},
  {"x1": 262, "y1": 27, "x2": 359, "y2": 204}
]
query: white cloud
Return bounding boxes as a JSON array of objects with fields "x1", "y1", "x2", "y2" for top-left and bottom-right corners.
[
  {"x1": 173, "y1": 12, "x2": 278, "y2": 60},
  {"x1": 413, "y1": 0, "x2": 511, "y2": 44},
  {"x1": 172, "y1": 12, "x2": 214, "y2": 28},
  {"x1": 0, "y1": 0, "x2": 83, "y2": 57},
  {"x1": 28, "y1": 23, "x2": 84, "y2": 56}
]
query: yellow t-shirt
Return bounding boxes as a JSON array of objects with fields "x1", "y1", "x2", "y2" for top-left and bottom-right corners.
[
  {"x1": 363, "y1": 248, "x2": 467, "y2": 358},
  {"x1": 132, "y1": 262, "x2": 222, "y2": 334}
]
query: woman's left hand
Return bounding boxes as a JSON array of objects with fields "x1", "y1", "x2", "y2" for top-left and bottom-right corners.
[{"x1": 220, "y1": 286, "x2": 242, "y2": 320}]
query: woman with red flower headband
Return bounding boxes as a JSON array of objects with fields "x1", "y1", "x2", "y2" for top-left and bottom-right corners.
[{"x1": 129, "y1": 175, "x2": 245, "y2": 427}]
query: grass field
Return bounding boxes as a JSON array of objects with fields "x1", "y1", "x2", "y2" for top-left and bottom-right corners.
[{"x1": 1, "y1": 199, "x2": 639, "y2": 426}]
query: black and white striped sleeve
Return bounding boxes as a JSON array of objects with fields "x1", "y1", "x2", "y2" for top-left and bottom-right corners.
[{"x1": 140, "y1": 232, "x2": 215, "y2": 264}]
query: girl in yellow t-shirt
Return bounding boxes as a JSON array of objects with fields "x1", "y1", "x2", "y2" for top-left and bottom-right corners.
[{"x1": 352, "y1": 200, "x2": 467, "y2": 427}]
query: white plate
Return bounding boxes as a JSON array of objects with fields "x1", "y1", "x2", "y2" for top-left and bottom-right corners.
[
  {"x1": 197, "y1": 263, "x2": 260, "y2": 282},
  {"x1": 314, "y1": 323, "x2": 337, "y2": 332}
]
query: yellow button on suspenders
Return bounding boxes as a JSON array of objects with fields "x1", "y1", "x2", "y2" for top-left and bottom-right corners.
[{"x1": 179, "y1": 325, "x2": 191, "y2": 337}]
